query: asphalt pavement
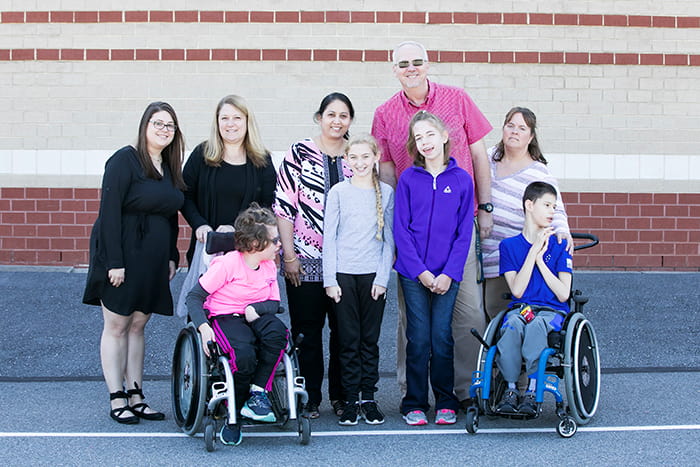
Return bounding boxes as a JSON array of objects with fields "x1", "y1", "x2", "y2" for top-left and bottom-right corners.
[{"x1": 0, "y1": 267, "x2": 698, "y2": 465}]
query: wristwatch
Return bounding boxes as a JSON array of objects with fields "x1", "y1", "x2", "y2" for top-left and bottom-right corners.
[{"x1": 478, "y1": 202, "x2": 494, "y2": 213}]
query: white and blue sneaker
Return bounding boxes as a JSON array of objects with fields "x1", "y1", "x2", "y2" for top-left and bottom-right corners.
[
  {"x1": 241, "y1": 390, "x2": 276, "y2": 423},
  {"x1": 219, "y1": 423, "x2": 242, "y2": 446}
]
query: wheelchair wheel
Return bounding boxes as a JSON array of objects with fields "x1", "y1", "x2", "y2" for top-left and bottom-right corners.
[
  {"x1": 204, "y1": 418, "x2": 216, "y2": 452},
  {"x1": 475, "y1": 310, "x2": 505, "y2": 415},
  {"x1": 269, "y1": 366, "x2": 290, "y2": 426},
  {"x1": 298, "y1": 415, "x2": 311, "y2": 445},
  {"x1": 563, "y1": 314, "x2": 600, "y2": 425},
  {"x1": 465, "y1": 407, "x2": 479, "y2": 434},
  {"x1": 172, "y1": 324, "x2": 208, "y2": 436},
  {"x1": 557, "y1": 416, "x2": 577, "y2": 438}
]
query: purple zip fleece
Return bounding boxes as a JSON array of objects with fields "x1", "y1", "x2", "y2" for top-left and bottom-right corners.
[{"x1": 393, "y1": 157, "x2": 475, "y2": 282}]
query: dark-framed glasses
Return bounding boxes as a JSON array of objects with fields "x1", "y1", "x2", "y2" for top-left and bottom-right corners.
[
  {"x1": 397, "y1": 59, "x2": 426, "y2": 68},
  {"x1": 150, "y1": 119, "x2": 177, "y2": 132}
]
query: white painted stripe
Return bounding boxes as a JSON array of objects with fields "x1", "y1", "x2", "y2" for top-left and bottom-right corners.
[{"x1": 0, "y1": 425, "x2": 698, "y2": 438}]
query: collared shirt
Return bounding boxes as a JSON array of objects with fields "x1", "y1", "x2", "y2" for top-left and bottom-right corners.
[{"x1": 371, "y1": 80, "x2": 493, "y2": 181}]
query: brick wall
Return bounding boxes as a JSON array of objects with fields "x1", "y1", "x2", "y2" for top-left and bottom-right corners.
[{"x1": 1, "y1": 186, "x2": 698, "y2": 271}]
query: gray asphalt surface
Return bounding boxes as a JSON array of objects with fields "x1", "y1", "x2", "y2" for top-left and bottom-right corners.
[{"x1": 1, "y1": 268, "x2": 698, "y2": 465}]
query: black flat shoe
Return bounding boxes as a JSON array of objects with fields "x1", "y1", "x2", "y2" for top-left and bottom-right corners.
[
  {"x1": 127, "y1": 382, "x2": 165, "y2": 421},
  {"x1": 109, "y1": 390, "x2": 139, "y2": 424}
]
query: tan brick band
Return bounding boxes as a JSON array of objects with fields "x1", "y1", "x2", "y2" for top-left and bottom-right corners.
[
  {"x1": 1, "y1": 10, "x2": 698, "y2": 28},
  {"x1": 2, "y1": 48, "x2": 698, "y2": 66}
]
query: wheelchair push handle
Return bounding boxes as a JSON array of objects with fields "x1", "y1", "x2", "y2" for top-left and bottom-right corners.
[
  {"x1": 571, "y1": 232, "x2": 599, "y2": 252},
  {"x1": 470, "y1": 328, "x2": 490, "y2": 350}
]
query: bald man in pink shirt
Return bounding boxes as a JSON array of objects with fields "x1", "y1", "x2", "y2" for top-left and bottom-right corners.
[{"x1": 372, "y1": 41, "x2": 494, "y2": 409}]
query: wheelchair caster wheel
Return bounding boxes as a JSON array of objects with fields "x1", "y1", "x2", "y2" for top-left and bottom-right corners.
[
  {"x1": 465, "y1": 408, "x2": 479, "y2": 434},
  {"x1": 204, "y1": 421, "x2": 216, "y2": 452},
  {"x1": 557, "y1": 416, "x2": 577, "y2": 438},
  {"x1": 298, "y1": 416, "x2": 311, "y2": 445}
]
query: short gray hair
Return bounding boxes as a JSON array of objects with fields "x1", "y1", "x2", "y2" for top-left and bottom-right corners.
[{"x1": 392, "y1": 41, "x2": 429, "y2": 64}]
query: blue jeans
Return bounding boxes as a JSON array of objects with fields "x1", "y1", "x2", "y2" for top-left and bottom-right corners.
[{"x1": 399, "y1": 274, "x2": 460, "y2": 414}]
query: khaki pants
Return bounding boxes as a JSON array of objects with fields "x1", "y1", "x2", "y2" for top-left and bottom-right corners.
[
  {"x1": 396, "y1": 224, "x2": 485, "y2": 402},
  {"x1": 484, "y1": 275, "x2": 512, "y2": 321}
]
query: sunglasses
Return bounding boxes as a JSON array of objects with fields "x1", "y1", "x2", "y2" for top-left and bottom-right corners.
[{"x1": 397, "y1": 59, "x2": 426, "y2": 69}]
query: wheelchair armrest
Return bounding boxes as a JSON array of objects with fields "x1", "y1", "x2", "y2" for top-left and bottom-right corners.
[{"x1": 572, "y1": 289, "x2": 589, "y2": 305}]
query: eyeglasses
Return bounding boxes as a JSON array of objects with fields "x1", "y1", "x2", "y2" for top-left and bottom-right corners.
[
  {"x1": 397, "y1": 59, "x2": 426, "y2": 69},
  {"x1": 150, "y1": 120, "x2": 177, "y2": 132}
]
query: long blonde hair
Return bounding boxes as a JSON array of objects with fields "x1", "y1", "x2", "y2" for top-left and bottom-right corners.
[
  {"x1": 204, "y1": 95, "x2": 269, "y2": 168},
  {"x1": 345, "y1": 134, "x2": 384, "y2": 241}
]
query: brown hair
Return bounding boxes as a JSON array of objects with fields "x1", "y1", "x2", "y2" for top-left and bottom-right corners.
[
  {"x1": 492, "y1": 106, "x2": 547, "y2": 164},
  {"x1": 234, "y1": 202, "x2": 277, "y2": 252},
  {"x1": 135, "y1": 101, "x2": 186, "y2": 190},
  {"x1": 345, "y1": 134, "x2": 384, "y2": 240},
  {"x1": 203, "y1": 95, "x2": 270, "y2": 168},
  {"x1": 406, "y1": 110, "x2": 451, "y2": 169}
]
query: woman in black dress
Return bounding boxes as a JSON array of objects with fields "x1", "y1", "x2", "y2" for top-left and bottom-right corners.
[
  {"x1": 181, "y1": 94, "x2": 276, "y2": 266},
  {"x1": 83, "y1": 102, "x2": 185, "y2": 424}
]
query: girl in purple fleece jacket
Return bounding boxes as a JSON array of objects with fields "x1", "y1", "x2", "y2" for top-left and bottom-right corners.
[{"x1": 394, "y1": 111, "x2": 474, "y2": 426}]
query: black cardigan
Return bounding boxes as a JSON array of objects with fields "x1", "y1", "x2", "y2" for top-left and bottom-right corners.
[{"x1": 181, "y1": 142, "x2": 276, "y2": 266}]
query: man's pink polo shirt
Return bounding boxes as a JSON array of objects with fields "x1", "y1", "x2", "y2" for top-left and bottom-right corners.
[{"x1": 371, "y1": 80, "x2": 493, "y2": 181}]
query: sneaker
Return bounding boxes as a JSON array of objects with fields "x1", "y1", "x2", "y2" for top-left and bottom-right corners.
[
  {"x1": 517, "y1": 392, "x2": 537, "y2": 416},
  {"x1": 304, "y1": 402, "x2": 320, "y2": 419},
  {"x1": 331, "y1": 399, "x2": 346, "y2": 417},
  {"x1": 219, "y1": 423, "x2": 242, "y2": 446},
  {"x1": 361, "y1": 401, "x2": 385, "y2": 425},
  {"x1": 241, "y1": 391, "x2": 276, "y2": 423},
  {"x1": 496, "y1": 389, "x2": 519, "y2": 414},
  {"x1": 338, "y1": 401, "x2": 360, "y2": 426},
  {"x1": 403, "y1": 410, "x2": 428, "y2": 426},
  {"x1": 435, "y1": 408, "x2": 457, "y2": 425}
]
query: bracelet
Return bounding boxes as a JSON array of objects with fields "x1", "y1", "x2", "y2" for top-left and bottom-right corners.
[{"x1": 282, "y1": 256, "x2": 298, "y2": 263}]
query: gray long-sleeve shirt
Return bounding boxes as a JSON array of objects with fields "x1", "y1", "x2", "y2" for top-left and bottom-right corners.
[{"x1": 322, "y1": 179, "x2": 394, "y2": 288}]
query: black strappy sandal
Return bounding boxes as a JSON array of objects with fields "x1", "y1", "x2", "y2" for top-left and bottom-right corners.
[
  {"x1": 109, "y1": 390, "x2": 139, "y2": 424},
  {"x1": 126, "y1": 382, "x2": 165, "y2": 421}
]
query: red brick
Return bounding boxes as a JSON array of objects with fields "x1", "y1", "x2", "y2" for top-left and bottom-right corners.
[
  {"x1": 665, "y1": 54, "x2": 688, "y2": 66},
  {"x1": 566, "y1": 52, "x2": 589, "y2": 64},
  {"x1": 86, "y1": 49, "x2": 109, "y2": 60},
  {"x1": 237, "y1": 49, "x2": 260, "y2": 60},
  {"x1": 61, "y1": 225, "x2": 86, "y2": 237},
  {"x1": 37, "y1": 200, "x2": 60, "y2": 211},
  {"x1": 585, "y1": 255, "x2": 614, "y2": 268},
  {"x1": 326, "y1": 11, "x2": 350, "y2": 22},
  {"x1": 554, "y1": 14, "x2": 577, "y2": 25},
  {"x1": 11, "y1": 199, "x2": 36, "y2": 211},
  {"x1": 465, "y1": 51, "x2": 489, "y2": 63},
  {"x1": 61, "y1": 49, "x2": 84, "y2": 60},
  {"x1": 3, "y1": 211, "x2": 25, "y2": 224},
  {"x1": 652, "y1": 16, "x2": 675, "y2": 27},
  {"x1": 662, "y1": 256, "x2": 688, "y2": 268},
  {"x1": 653, "y1": 193, "x2": 678, "y2": 204},
  {"x1": 364, "y1": 50, "x2": 389, "y2": 62},
  {"x1": 428, "y1": 12, "x2": 452, "y2": 24},
  {"x1": 605, "y1": 192, "x2": 629, "y2": 203},
  {"x1": 51, "y1": 212, "x2": 75, "y2": 224},
  {"x1": 175, "y1": 10, "x2": 198, "y2": 22},
  {"x1": 639, "y1": 230, "x2": 663, "y2": 242},
  {"x1": 615, "y1": 53, "x2": 638, "y2": 65},
  {"x1": 125, "y1": 11, "x2": 148, "y2": 22},
  {"x1": 640, "y1": 205, "x2": 662, "y2": 217},
  {"x1": 75, "y1": 11, "x2": 98, "y2": 23},
  {"x1": 212, "y1": 49, "x2": 236, "y2": 60},
  {"x1": 37, "y1": 49, "x2": 59, "y2": 60},
  {"x1": 540, "y1": 52, "x2": 564, "y2": 64},
  {"x1": 591, "y1": 53, "x2": 614, "y2": 64},
  {"x1": 439, "y1": 51, "x2": 463, "y2": 63},
  {"x1": 677, "y1": 218, "x2": 700, "y2": 230},
  {"x1": 2, "y1": 237, "x2": 27, "y2": 249},
  {"x1": 12, "y1": 49, "x2": 35, "y2": 60},
  {"x1": 27, "y1": 11, "x2": 49, "y2": 22},
  {"x1": 625, "y1": 217, "x2": 650, "y2": 229},
  {"x1": 225, "y1": 11, "x2": 249, "y2": 22},
  {"x1": 27, "y1": 238, "x2": 50, "y2": 250},
  {"x1": 403, "y1": 11, "x2": 425, "y2": 23},
  {"x1": 376, "y1": 11, "x2": 401, "y2": 23},
  {"x1": 427, "y1": 51, "x2": 439, "y2": 62},
  {"x1": 664, "y1": 230, "x2": 689, "y2": 243},
  {"x1": 504, "y1": 13, "x2": 527, "y2": 24},
  {"x1": 651, "y1": 243, "x2": 675, "y2": 255},
  {"x1": 111, "y1": 49, "x2": 135, "y2": 60},
  {"x1": 351, "y1": 11, "x2": 375, "y2": 23},
  {"x1": 339, "y1": 50, "x2": 363, "y2": 61},
  {"x1": 477, "y1": 13, "x2": 501, "y2": 24},
  {"x1": 49, "y1": 188, "x2": 73, "y2": 198},
  {"x1": 601, "y1": 243, "x2": 626, "y2": 255},
  {"x1": 161, "y1": 49, "x2": 185, "y2": 60},
  {"x1": 615, "y1": 205, "x2": 640, "y2": 216},
  {"x1": 490, "y1": 52, "x2": 514, "y2": 63},
  {"x1": 0, "y1": 49, "x2": 10, "y2": 60},
  {"x1": 150, "y1": 11, "x2": 173, "y2": 22},
  {"x1": 614, "y1": 230, "x2": 639, "y2": 242},
  {"x1": 529, "y1": 13, "x2": 553, "y2": 25},
  {"x1": 301, "y1": 11, "x2": 324, "y2": 22},
  {"x1": 562, "y1": 192, "x2": 578, "y2": 203},
  {"x1": 99, "y1": 11, "x2": 122, "y2": 22},
  {"x1": 37, "y1": 251, "x2": 61, "y2": 264},
  {"x1": 186, "y1": 49, "x2": 210, "y2": 60},
  {"x1": 262, "y1": 49, "x2": 286, "y2": 60},
  {"x1": 629, "y1": 16, "x2": 651, "y2": 27},
  {"x1": 640, "y1": 54, "x2": 663, "y2": 65},
  {"x1": 135, "y1": 49, "x2": 159, "y2": 60},
  {"x1": 2, "y1": 12, "x2": 24, "y2": 23},
  {"x1": 51, "y1": 11, "x2": 74, "y2": 22},
  {"x1": 59, "y1": 250, "x2": 88, "y2": 265},
  {"x1": 591, "y1": 205, "x2": 614, "y2": 217},
  {"x1": 651, "y1": 218, "x2": 676, "y2": 229},
  {"x1": 678, "y1": 193, "x2": 700, "y2": 204},
  {"x1": 14, "y1": 250, "x2": 39, "y2": 263},
  {"x1": 453, "y1": 12, "x2": 477, "y2": 24},
  {"x1": 250, "y1": 11, "x2": 274, "y2": 22},
  {"x1": 313, "y1": 49, "x2": 337, "y2": 61},
  {"x1": 636, "y1": 256, "x2": 662, "y2": 268},
  {"x1": 577, "y1": 217, "x2": 602, "y2": 229},
  {"x1": 13, "y1": 223, "x2": 36, "y2": 236},
  {"x1": 37, "y1": 225, "x2": 61, "y2": 237},
  {"x1": 275, "y1": 11, "x2": 299, "y2": 23},
  {"x1": 60, "y1": 200, "x2": 85, "y2": 211},
  {"x1": 685, "y1": 256, "x2": 700, "y2": 268},
  {"x1": 85, "y1": 200, "x2": 100, "y2": 212},
  {"x1": 579, "y1": 14, "x2": 602, "y2": 26},
  {"x1": 627, "y1": 243, "x2": 650, "y2": 255},
  {"x1": 665, "y1": 205, "x2": 689, "y2": 216},
  {"x1": 76, "y1": 213, "x2": 97, "y2": 225},
  {"x1": 677, "y1": 17, "x2": 700, "y2": 28},
  {"x1": 51, "y1": 238, "x2": 75, "y2": 250},
  {"x1": 288, "y1": 49, "x2": 312, "y2": 61},
  {"x1": 603, "y1": 15, "x2": 627, "y2": 26},
  {"x1": 515, "y1": 52, "x2": 539, "y2": 63},
  {"x1": 200, "y1": 11, "x2": 224, "y2": 22},
  {"x1": 579, "y1": 193, "x2": 604, "y2": 203},
  {"x1": 26, "y1": 212, "x2": 50, "y2": 224},
  {"x1": 690, "y1": 206, "x2": 700, "y2": 217},
  {"x1": 2, "y1": 188, "x2": 25, "y2": 198}
]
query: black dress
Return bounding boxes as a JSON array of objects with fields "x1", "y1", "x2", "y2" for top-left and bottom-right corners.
[{"x1": 83, "y1": 146, "x2": 184, "y2": 316}]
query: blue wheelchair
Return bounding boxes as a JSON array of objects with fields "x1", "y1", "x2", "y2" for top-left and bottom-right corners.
[{"x1": 465, "y1": 233, "x2": 601, "y2": 438}]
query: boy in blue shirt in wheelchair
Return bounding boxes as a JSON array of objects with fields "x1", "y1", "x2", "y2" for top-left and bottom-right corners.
[{"x1": 496, "y1": 181, "x2": 573, "y2": 415}]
